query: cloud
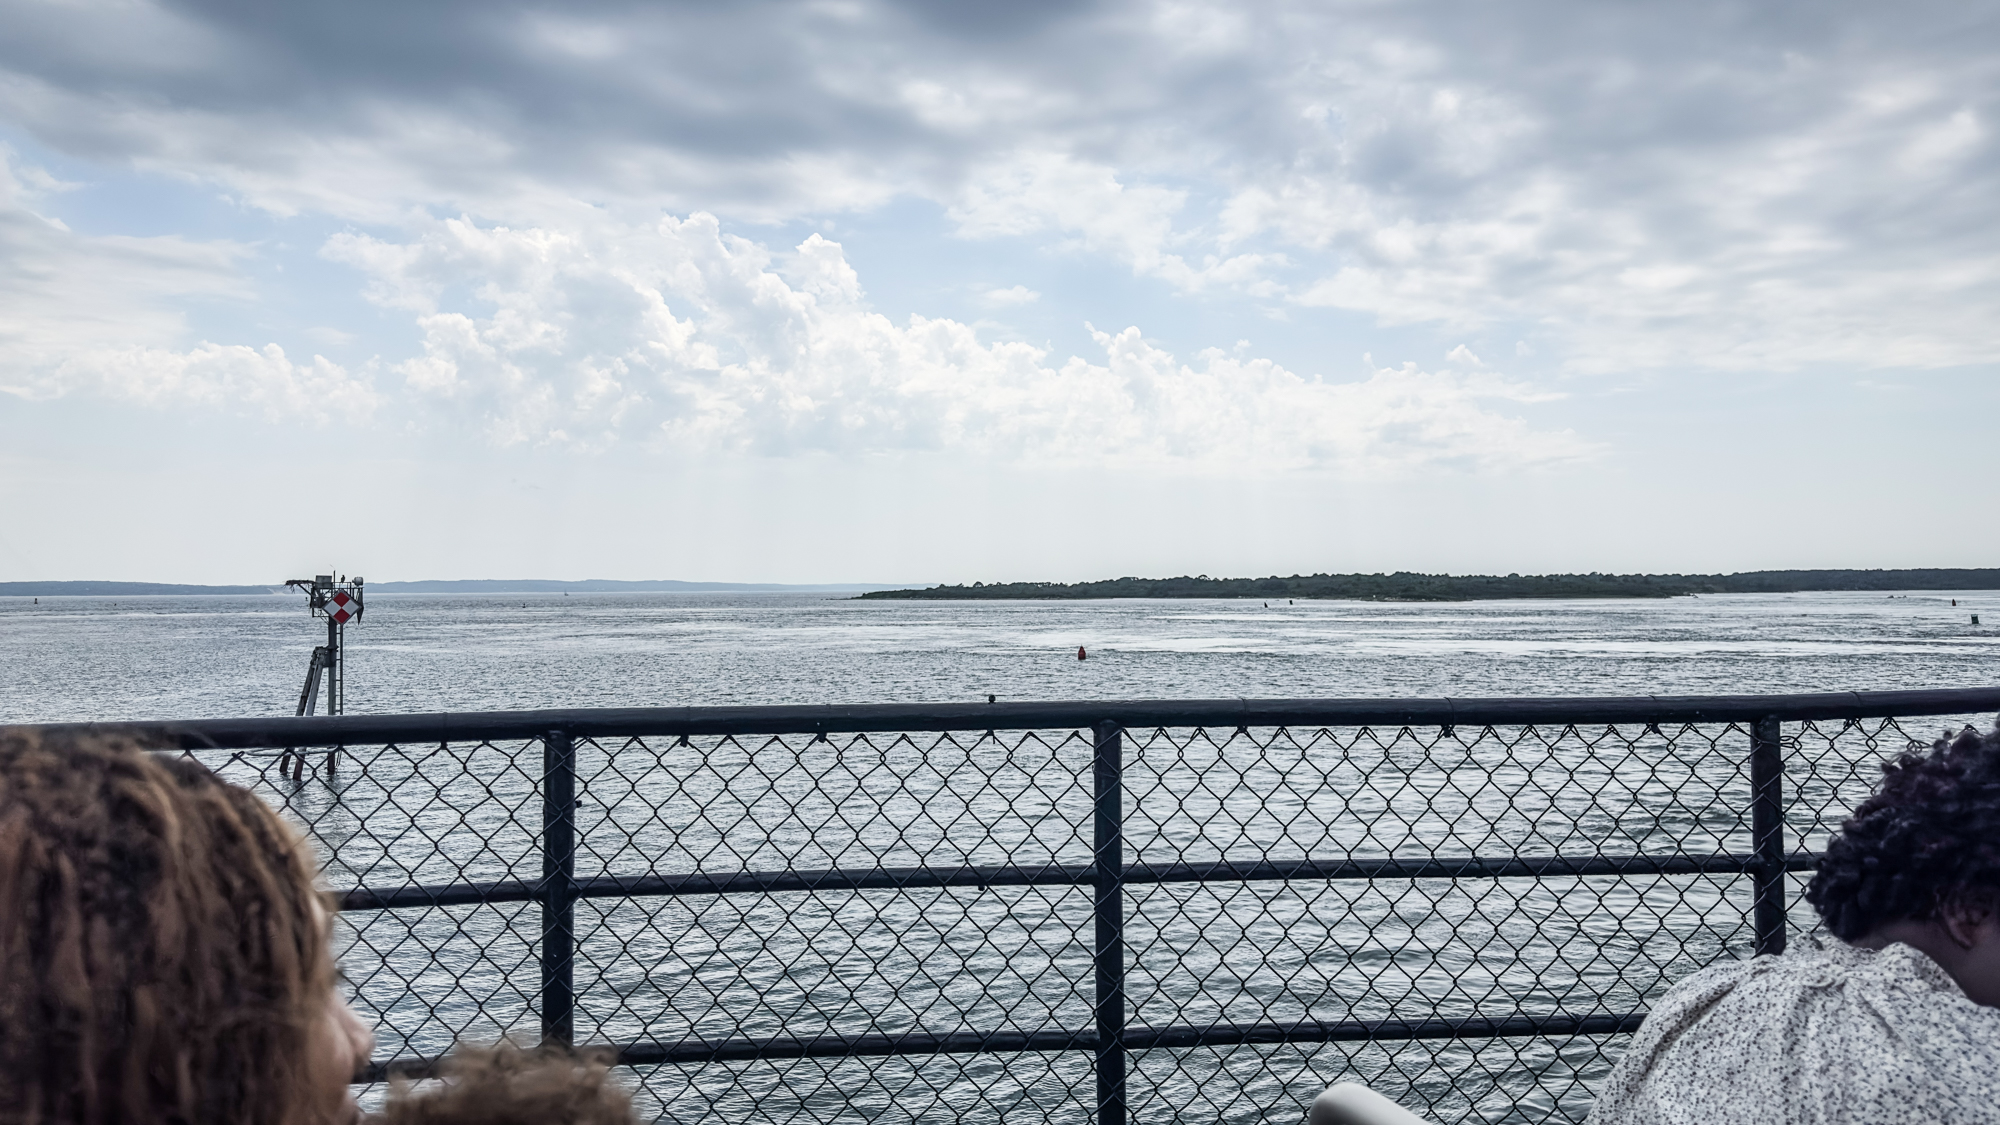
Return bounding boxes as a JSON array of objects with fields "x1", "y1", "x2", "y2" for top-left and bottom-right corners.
[
  {"x1": 20, "y1": 343, "x2": 378, "y2": 422},
  {"x1": 982, "y1": 285, "x2": 1040, "y2": 306},
  {"x1": 318, "y1": 212, "x2": 1589, "y2": 472},
  {"x1": 0, "y1": 147, "x2": 378, "y2": 419},
  {"x1": 950, "y1": 151, "x2": 1289, "y2": 292},
  {"x1": 306, "y1": 325, "x2": 358, "y2": 346},
  {"x1": 0, "y1": 147, "x2": 243, "y2": 364},
  {"x1": 0, "y1": 143, "x2": 1579, "y2": 461},
  {"x1": 5, "y1": 0, "x2": 1998, "y2": 376}
]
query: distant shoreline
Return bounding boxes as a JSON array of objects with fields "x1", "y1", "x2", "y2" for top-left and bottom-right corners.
[
  {"x1": 857, "y1": 569, "x2": 2000, "y2": 602},
  {"x1": 8, "y1": 570, "x2": 1997, "y2": 602},
  {"x1": 0, "y1": 579, "x2": 908, "y2": 597}
]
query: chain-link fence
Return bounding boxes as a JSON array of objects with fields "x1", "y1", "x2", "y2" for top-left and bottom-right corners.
[{"x1": 48, "y1": 690, "x2": 2000, "y2": 1124}]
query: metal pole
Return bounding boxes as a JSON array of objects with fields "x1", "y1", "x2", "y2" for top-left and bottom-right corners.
[
  {"x1": 542, "y1": 728, "x2": 578, "y2": 1045},
  {"x1": 326, "y1": 614, "x2": 341, "y2": 714},
  {"x1": 333, "y1": 620, "x2": 342, "y2": 715},
  {"x1": 1093, "y1": 720, "x2": 1126, "y2": 1125},
  {"x1": 1750, "y1": 715, "x2": 1786, "y2": 956},
  {"x1": 323, "y1": 614, "x2": 341, "y2": 775}
]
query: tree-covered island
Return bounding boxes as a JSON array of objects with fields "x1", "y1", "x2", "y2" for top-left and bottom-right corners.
[{"x1": 858, "y1": 569, "x2": 2000, "y2": 602}]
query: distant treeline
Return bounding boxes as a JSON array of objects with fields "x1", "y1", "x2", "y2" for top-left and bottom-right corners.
[
  {"x1": 0, "y1": 581, "x2": 281, "y2": 597},
  {"x1": 858, "y1": 569, "x2": 2000, "y2": 602}
]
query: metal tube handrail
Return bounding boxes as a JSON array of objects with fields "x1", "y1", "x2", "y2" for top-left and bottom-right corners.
[
  {"x1": 360, "y1": 1012, "x2": 1651, "y2": 1082},
  {"x1": 25, "y1": 685, "x2": 2000, "y2": 748},
  {"x1": 334, "y1": 852, "x2": 1825, "y2": 912}
]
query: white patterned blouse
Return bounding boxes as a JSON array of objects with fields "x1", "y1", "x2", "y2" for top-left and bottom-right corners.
[{"x1": 1588, "y1": 941, "x2": 2000, "y2": 1125}]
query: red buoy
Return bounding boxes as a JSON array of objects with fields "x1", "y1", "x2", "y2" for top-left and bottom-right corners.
[{"x1": 1077, "y1": 646, "x2": 1087, "y2": 661}]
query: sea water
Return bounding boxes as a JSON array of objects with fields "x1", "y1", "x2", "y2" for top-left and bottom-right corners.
[
  {"x1": 4, "y1": 589, "x2": 1998, "y2": 720},
  {"x1": 4, "y1": 591, "x2": 1998, "y2": 1123}
]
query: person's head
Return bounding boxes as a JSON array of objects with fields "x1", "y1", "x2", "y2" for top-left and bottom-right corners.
[
  {"x1": 0, "y1": 728, "x2": 372, "y2": 1125},
  {"x1": 1806, "y1": 719, "x2": 2000, "y2": 995},
  {"x1": 380, "y1": 1044, "x2": 636, "y2": 1125}
]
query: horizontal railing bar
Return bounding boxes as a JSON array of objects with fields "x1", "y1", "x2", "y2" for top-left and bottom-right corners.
[
  {"x1": 339, "y1": 881, "x2": 531, "y2": 910},
  {"x1": 337, "y1": 864, "x2": 1097, "y2": 909},
  {"x1": 356, "y1": 1012, "x2": 1647, "y2": 1079},
  {"x1": 31, "y1": 686, "x2": 2000, "y2": 749},
  {"x1": 623, "y1": 1028, "x2": 1095, "y2": 1065},
  {"x1": 1123, "y1": 1012, "x2": 1649, "y2": 1049},
  {"x1": 1127, "y1": 853, "x2": 1822, "y2": 883},
  {"x1": 359, "y1": 1030, "x2": 1096, "y2": 1079},
  {"x1": 336, "y1": 853, "x2": 1822, "y2": 911}
]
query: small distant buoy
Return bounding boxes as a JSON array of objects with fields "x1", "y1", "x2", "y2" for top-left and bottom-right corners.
[
  {"x1": 1952, "y1": 598, "x2": 1958, "y2": 606},
  {"x1": 987, "y1": 693, "x2": 996, "y2": 703},
  {"x1": 1077, "y1": 646, "x2": 1088, "y2": 661}
]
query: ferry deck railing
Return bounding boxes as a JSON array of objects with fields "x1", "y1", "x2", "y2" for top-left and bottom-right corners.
[{"x1": 30, "y1": 688, "x2": 2000, "y2": 1123}]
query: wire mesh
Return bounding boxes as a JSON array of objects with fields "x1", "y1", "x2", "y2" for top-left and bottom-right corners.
[{"x1": 174, "y1": 710, "x2": 1986, "y2": 1124}]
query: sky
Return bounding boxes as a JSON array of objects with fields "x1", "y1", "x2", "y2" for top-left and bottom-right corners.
[{"x1": 1, "y1": 0, "x2": 1996, "y2": 585}]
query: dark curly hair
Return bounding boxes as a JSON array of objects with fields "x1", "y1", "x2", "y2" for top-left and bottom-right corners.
[{"x1": 1805, "y1": 718, "x2": 2000, "y2": 941}]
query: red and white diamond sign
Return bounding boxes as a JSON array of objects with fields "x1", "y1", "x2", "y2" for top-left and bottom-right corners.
[{"x1": 327, "y1": 590, "x2": 358, "y2": 624}]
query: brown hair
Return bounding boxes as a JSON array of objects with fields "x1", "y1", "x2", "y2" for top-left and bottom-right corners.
[
  {"x1": 0, "y1": 728, "x2": 339, "y2": 1125},
  {"x1": 380, "y1": 1044, "x2": 636, "y2": 1125}
]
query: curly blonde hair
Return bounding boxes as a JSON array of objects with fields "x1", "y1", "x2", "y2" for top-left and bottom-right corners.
[
  {"x1": 0, "y1": 729, "x2": 339, "y2": 1125},
  {"x1": 381, "y1": 1044, "x2": 636, "y2": 1125}
]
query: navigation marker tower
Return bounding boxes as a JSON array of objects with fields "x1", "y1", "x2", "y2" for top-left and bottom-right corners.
[{"x1": 284, "y1": 573, "x2": 363, "y2": 779}]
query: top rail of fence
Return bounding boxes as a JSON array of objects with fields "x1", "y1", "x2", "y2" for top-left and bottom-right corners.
[{"x1": 22, "y1": 686, "x2": 2000, "y2": 748}]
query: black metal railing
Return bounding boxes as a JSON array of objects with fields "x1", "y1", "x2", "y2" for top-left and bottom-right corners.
[{"x1": 29, "y1": 687, "x2": 2000, "y2": 1123}]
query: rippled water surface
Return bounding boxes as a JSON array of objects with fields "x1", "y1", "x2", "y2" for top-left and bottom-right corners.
[
  {"x1": 4, "y1": 589, "x2": 1998, "y2": 720},
  {"x1": 6, "y1": 590, "x2": 1999, "y2": 1123}
]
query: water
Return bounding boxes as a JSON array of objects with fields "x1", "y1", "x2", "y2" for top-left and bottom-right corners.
[
  {"x1": 4, "y1": 589, "x2": 1998, "y2": 720},
  {"x1": 5, "y1": 590, "x2": 1999, "y2": 1123}
]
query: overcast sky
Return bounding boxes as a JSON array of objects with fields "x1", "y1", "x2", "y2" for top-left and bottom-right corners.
[{"x1": 2, "y1": 0, "x2": 1996, "y2": 584}]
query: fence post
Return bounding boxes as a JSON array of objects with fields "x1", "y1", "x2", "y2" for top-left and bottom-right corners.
[
  {"x1": 1093, "y1": 720, "x2": 1126, "y2": 1125},
  {"x1": 1750, "y1": 715, "x2": 1786, "y2": 957},
  {"x1": 542, "y1": 728, "x2": 578, "y2": 1045}
]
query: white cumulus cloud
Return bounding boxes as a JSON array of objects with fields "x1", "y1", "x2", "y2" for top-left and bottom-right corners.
[
  {"x1": 319, "y1": 212, "x2": 1591, "y2": 472},
  {"x1": 23, "y1": 343, "x2": 378, "y2": 422}
]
